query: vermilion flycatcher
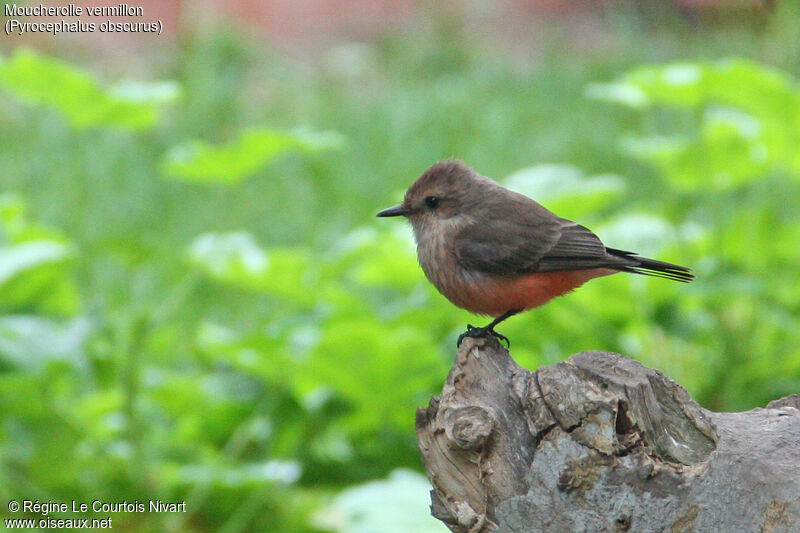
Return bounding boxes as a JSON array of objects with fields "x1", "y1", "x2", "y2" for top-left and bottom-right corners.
[{"x1": 377, "y1": 160, "x2": 693, "y2": 346}]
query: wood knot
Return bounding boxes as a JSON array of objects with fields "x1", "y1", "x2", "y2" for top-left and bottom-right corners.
[{"x1": 444, "y1": 406, "x2": 495, "y2": 451}]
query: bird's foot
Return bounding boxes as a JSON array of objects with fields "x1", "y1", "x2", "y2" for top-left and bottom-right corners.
[{"x1": 457, "y1": 324, "x2": 510, "y2": 348}]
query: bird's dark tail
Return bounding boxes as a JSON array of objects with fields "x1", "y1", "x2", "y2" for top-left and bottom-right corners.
[{"x1": 606, "y1": 247, "x2": 694, "y2": 283}]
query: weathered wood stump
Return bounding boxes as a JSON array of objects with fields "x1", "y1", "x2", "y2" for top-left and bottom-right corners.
[{"x1": 416, "y1": 337, "x2": 800, "y2": 533}]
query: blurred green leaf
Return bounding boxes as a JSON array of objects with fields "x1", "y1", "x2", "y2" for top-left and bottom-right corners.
[
  {"x1": 0, "y1": 241, "x2": 71, "y2": 284},
  {"x1": 0, "y1": 316, "x2": 89, "y2": 370},
  {"x1": 189, "y1": 231, "x2": 269, "y2": 283},
  {"x1": 163, "y1": 128, "x2": 346, "y2": 183},
  {"x1": 592, "y1": 58, "x2": 800, "y2": 188},
  {"x1": 504, "y1": 164, "x2": 626, "y2": 218},
  {"x1": 0, "y1": 48, "x2": 177, "y2": 130},
  {"x1": 110, "y1": 80, "x2": 181, "y2": 103},
  {"x1": 597, "y1": 213, "x2": 681, "y2": 258},
  {"x1": 621, "y1": 127, "x2": 767, "y2": 191},
  {"x1": 0, "y1": 241, "x2": 74, "y2": 310},
  {"x1": 584, "y1": 82, "x2": 648, "y2": 108},
  {"x1": 0, "y1": 195, "x2": 79, "y2": 315},
  {"x1": 189, "y1": 231, "x2": 316, "y2": 303},
  {"x1": 314, "y1": 470, "x2": 446, "y2": 533},
  {"x1": 338, "y1": 227, "x2": 422, "y2": 291},
  {"x1": 587, "y1": 59, "x2": 800, "y2": 115},
  {"x1": 178, "y1": 460, "x2": 302, "y2": 487},
  {"x1": 301, "y1": 318, "x2": 443, "y2": 431}
]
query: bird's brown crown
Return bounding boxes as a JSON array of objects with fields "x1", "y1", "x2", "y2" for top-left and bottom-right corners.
[{"x1": 403, "y1": 159, "x2": 496, "y2": 210}]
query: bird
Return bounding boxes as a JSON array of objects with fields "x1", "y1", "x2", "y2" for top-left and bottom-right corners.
[{"x1": 376, "y1": 159, "x2": 693, "y2": 347}]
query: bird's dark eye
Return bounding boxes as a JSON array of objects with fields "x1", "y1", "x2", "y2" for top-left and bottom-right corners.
[{"x1": 425, "y1": 196, "x2": 440, "y2": 209}]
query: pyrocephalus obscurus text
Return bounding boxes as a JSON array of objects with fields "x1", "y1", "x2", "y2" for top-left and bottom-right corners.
[{"x1": 377, "y1": 159, "x2": 693, "y2": 346}]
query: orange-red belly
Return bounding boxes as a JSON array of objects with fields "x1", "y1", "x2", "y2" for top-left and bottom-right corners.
[{"x1": 444, "y1": 268, "x2": 615, "y2": 317}]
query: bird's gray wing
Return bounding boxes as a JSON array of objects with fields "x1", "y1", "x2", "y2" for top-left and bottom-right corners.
[
  {"x1": 454, "y1": 201, "x2": 614, "y2": 275},
  {"x1": 536, "y1": 220, "x2": 615, "y2": 271}
]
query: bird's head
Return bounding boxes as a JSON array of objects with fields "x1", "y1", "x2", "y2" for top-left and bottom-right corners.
[{"x1": 377, "y1": 160, "x2": 494, "y2": 234}]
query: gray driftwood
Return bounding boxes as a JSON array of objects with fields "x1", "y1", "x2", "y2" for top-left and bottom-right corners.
[{"x1": 416, "y1": 337, "x2": 800, "y2": 533}]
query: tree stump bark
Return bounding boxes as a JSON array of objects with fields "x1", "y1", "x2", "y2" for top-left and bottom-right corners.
[{"x1": 416, "y1": 337, "x2": 800, "y2": 533}]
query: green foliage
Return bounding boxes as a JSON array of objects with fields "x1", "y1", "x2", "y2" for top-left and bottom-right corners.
[
  {"x1": 165, "y1": 128, "x2": 346, "y2": 183},
  {"x1": 0, "y1": 48, "x2": 179, "y2": 130},
  {"x1": 2, "y1": 7, "x2": 800, "y2": 531},
  {"x1": 190, "y1": 228, "x2": 449, "y2": 433},
  {"x1": 0, "y1": 315, "x2": 89, "y2": 370},
  {"x1": 588, "y1": 56, "x2": 800, "y2": 411},
  {"x1": 588, "y1": 59, "x2": 800, "y2": 189},
  {"x1": 503, "y1": 164, "x2": 626, "y2": 219},
  {"x1": 0, "y1": 194, "x2": 79, "y2": 316},
  {"x1": 313, "y1": 470, "x2": 446, "y2": 533}
]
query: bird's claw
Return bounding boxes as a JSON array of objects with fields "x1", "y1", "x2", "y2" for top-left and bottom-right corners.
[{"x1": 457, "y1": 325, "x2": 510, "y2": 348}]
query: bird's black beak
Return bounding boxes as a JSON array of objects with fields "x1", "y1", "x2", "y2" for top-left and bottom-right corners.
[{"x1": 376, "y1": 204, "x2": 410, "y2": 217}]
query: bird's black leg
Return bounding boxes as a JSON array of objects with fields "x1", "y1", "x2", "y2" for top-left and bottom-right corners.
[{"x1": 457, "y1": 309, "x2": 521, "y2": 347}]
